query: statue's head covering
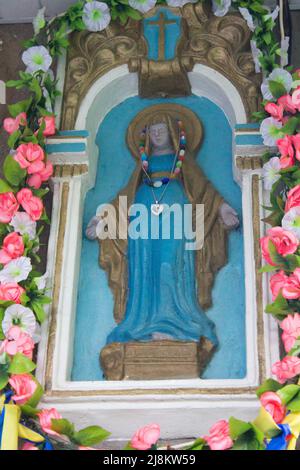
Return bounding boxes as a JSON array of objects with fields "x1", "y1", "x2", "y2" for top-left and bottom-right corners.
[{"x1": 127, "y1": 103, "x2": 203, "y2": 160}]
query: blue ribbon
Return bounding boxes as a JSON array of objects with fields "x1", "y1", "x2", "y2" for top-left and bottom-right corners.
[
  {"x1": 4, "y1": 391, "x2": 13, "y2": 404},
  {"x1": 44, "y1": 439, "x2": 54, "y2": 450},
  {"x1": 0, "y1": 407, "x2": 5, "y2": 448},
  {"x1": 22, "y1": 438, "x2": 53, "y2": 451},
  {"x1": 266, "y1": 424, "x2": 292, "y2": 450}
]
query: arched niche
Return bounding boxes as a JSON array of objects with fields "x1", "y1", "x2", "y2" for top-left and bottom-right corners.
[
  {"x1": 36, "y1": 3, "x2": 280, "y2": 438},
  {"x1": 59, "y1": 2, "x2": 261, "y2": 132}
]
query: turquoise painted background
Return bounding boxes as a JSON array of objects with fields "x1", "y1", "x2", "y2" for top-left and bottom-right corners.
[
  {"x1": 143, "y1": 8, "x2": 181, "y2": 61},
  {"x1": 71, "y1": 95, "x2": 246, "y2": 381}
]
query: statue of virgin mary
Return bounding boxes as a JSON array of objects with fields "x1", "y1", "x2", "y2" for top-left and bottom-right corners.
[{"x1": 87, "y1": 104, "x2": 239, "y2": 357}]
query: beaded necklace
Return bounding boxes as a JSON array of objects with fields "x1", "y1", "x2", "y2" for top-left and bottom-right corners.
[{"x1": 139, "y1": 121, "x2": 186, "y2": 216}]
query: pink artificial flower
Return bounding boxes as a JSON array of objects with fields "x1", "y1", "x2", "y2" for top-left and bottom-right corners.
[
  {"x1": 260, "y1": 392, "x2": 286, "y2": 424},
  {"x1": 203, "y1": 420, "x2": 233, "y2": 451},
  {"x1": 27, "y1": 161, "x2": 53, "y2": 189},
  {"x1": 280, "y1": 153, "x2": 295, "y2": 169},
  {"x1": 292, "y1": 134, "x2": 300, "y2": 162},
  {"x1": 277, "y1": 135, "x2": 294, "y2": 160},
  {"x1": 0, "y1": 282, "x2": 25, "y2": 304},
  {"x1": 282, "y1": 116, "x2": 291, "y2": 125},
  {"x1": 22, "y1": 442, "x2": 39, "y2": 450},
  {"x1": 78, "y1": 446, "x2": 97, "y2": 450},
  {"x1": 0, "y1": 326, "x2": 34, "y2": 359},
  {"x1": 285, "y1": 185, "x2": 300, "y2": 212},
  {"x1": 14, "y1": 143, "x2": 45, "y2": 175},
  {"x1": 38, "y1": 116, "x2": 56, "y2": 137},
  {"x1": 281, "y1": 313, "x2": 300, "y2": 352},
  {"x1": 3, "y1": 112, "x2": 27, "y2": 134},
  {"x1": 270, "y1": 271, "x2": 289, "y2": 300},
  {"x1": 282, "y1": 268, "x2": 300, "y2": 300},
  {"x1": 131, "y1": 424, "x2": 160, "y2": 450},
  {"x1": 17, "y1": 188, "x2": 43, "y2": 221},
  {"x1": 265, "y1": 103, "x2": 284, "y2": 121},
  {"x1": 0, "y1": 192, "x2": 19, "y2": 223},
  {"x1": 278, "y1": 134, "x2": 295, "y2": 167},
  {"x1": 272, "y1": 356, "x2": 300, "y2": 384},
  {"x1": 292, "y1": 87, "x2": 300, "y2": 111},
  {"x1": 9, "y1": 373, "x2": 37, "y2": 405},
  {"x1": 38, "y1": 408, "x2": 62, "y2": 436},
  {"x1": 278, "y1": 95, "x2": 297, "y2": 114},
  {"x1": 260, "y1": 227, "x2": 299, "y2": 266},
  {"x1": 0, "y1": 232, "x2": 24, "y2": 265}
]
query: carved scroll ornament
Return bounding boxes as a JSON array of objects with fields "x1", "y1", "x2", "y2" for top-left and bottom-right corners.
[{"x1": 60, "y1": 3, "x2": 261, "y2": 129}]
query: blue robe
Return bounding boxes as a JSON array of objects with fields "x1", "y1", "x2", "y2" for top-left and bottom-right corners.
[{"x1": 107, "y1": 154, "x2": 218, "y2": 346}]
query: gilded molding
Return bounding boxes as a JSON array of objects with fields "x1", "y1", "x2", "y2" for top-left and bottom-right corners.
[
  {"x1": 181, "y1": 3, "x2": 261, "y2": 119},
  {"x1": 53, "y1": 164, "x2": 88, "y2": 178},
  {"x1": 44, "y1": 168, "x2": 266, "y2": 395},
  {"x1": 61, "y1": 20, "x2": 147, "y2": 129},
  {"x1": 252, "y1": 174, "x2": 266, "y2": 383},
  {"x1": 236, "y1": 156, "x2": 263, "y2": 170},
  {"x1": 44, "y1": 387, "x2": 257, "y2": 397},
  {"x1": 60, "y1": 3, "x2": 261, "y2": 129},
  {"x1": 45, "y1": 182, "x2": 70, "y2": 392}
]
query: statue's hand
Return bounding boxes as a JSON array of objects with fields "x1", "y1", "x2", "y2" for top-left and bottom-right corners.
[
  {"x1": 219, "y1": 202, "x2": 239, "y2": 230},
  {"x1": 86, "y1": 216, "x2": 101, "y2": 240}
]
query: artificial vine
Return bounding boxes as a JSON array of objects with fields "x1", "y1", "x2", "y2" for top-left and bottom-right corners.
[{"x1": 0, "y1": 0, "x2": 300, "y2": 451}]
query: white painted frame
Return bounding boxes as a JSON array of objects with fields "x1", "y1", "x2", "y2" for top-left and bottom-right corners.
[{"x1": 36, "y1": 64, "x2": 280, "y2": 438}]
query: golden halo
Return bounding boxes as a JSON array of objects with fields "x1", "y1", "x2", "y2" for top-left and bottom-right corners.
[{"x1": 126, "y1": 103, "x2": 203, "y2": 160}]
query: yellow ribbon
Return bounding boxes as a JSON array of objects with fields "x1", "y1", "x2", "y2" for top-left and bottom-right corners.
[
  {"x1": 282, "y1": 412, "x2": 300, "y2": 450},
  {"x1": 253, "y1": 406, "x2": 300, "y2": 450},
  {"x1": 253, "y1": 406, "x2": 281, "y2": 438},
  {"x1": 0, "y1": 395, "x2": 44, "y2": 451}
]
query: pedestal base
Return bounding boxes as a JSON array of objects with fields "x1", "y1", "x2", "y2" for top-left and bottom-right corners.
[{"x1": 100, "y1": 337, "x2": 215, "y2": 380}]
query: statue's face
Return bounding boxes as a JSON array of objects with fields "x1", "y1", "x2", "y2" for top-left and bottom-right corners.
[{"x1": 149, "y1": 123, "x2": 172, "y2": 151}]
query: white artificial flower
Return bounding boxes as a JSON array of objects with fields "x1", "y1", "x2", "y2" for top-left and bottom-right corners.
[
  {"x1": 264, "y1": 5, "x2": 280, "y2": 23},
  {"x1": 282, "y1": 207, "x2": 300, "y2": 240},
  {"x1": 250, "y1": 40, "x2": 262, "y2": 73},
  {"x1": 0, "y1": 352, "x2": 7, "y2": 364},
  {"x1": 165, "y1": 0, "x2": 197, "y2": 7},
  {"x1": 33, "y1": 6, "x2": 46, "y2": 35},
  {"x1": 262, "y1": 157, "x2": 281, "y2": 190},
  {"x1": 261, "y1": 68, "x2": 293, "y2": 100},
  {"x1": 129, "y1": 0, "x2": 157, "y2": 12},
  {"x1": 2, "y1": 304, "x2": 36, "y2": 338},
  {"x1": 10, "y1": 212, "x2": 37, "y2": 240},
  {"x1": 212, "y1": 0, "x2": 231, "y2": 17},
  {"x1": 82, "y1": 1, "x2": 111, "y2": 32},
  {"x1": 42, "y1": 87, "x2": 53, "y2": 113},
  {"x1": 261, "y1": 80, "x2": 274, "y2": 101},
  {"x1": 34, "y1": 272, "x2": 48, "y2": 291},
  {"x1": 32, "y1": 322, "x2": 41, "y2": 344},
  {"x1": 45, "y1": 69, "x2": 55, "y2": 81},
  {"x1": 22, "y1": 45, "x2": 52, "y2": 74},
  {"x1": 0, "y1": 257, "x2": 32, "y2": 284},
  {"x1": 239, "y1": 7, "x2": 255, "y2": 31},
  {"x1": 280, "y1": 37, "x2": 290, "y2": 68},
  {"x1": 260, "y1": 117, "x2": 283, "y2": 147}
]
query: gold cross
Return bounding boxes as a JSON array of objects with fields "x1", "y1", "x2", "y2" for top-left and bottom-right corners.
[{"x1": 148, "y1": 12, "x2": 177, "y2": 61}]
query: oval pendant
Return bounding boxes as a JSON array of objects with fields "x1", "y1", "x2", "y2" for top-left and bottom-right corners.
[
  {"x1": 151, "y1": 203, "x2": 164, "y2": 216},
  {"x1": 153, "y1": 181, "x2": 163, "y2": 188}
]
